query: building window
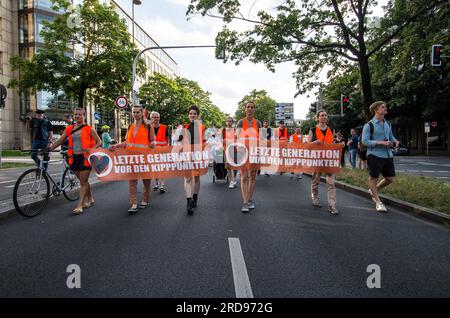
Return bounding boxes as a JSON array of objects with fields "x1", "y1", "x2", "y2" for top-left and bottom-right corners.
[{"x1": 35, "y1": 14, "x2": 54, "y2": 43}]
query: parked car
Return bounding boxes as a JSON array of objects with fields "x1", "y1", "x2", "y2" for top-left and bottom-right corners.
[{"x1": 392, "y1": 143, "x2": 410, "y2": 156}]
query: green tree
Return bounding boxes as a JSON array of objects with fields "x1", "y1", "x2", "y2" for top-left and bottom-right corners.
[
  {"x1": 235, "y1": 89, "x2": 276, "y2": 125},
  {"x1": 9, "y1": 0, "x2": 144, "y2": 109},
  {"x1": 188, "y1": 0, "x2": 447, "y2": 119},
  {"x1": 139, "y1": 74, "x2": 227, "y2": 127}
]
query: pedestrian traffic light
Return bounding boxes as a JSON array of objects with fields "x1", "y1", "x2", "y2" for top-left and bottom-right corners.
[{"x1": 431, "y1": 44, "x2": 442, "y2": 66}]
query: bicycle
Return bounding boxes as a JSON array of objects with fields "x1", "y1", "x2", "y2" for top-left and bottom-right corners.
[{"x1": 13, "y1": 149, "x2": 80, "y2": 217}]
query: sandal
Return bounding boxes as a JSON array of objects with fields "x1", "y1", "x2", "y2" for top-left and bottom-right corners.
[
  {"x1": 128, "y1": 206, "x2": 138, "y2": 215},
  {"x1": 73, "y1": 207, "x2": 84, "y2": 215},
  {"x1": 82, "y1": 201, "x2": 95, "y2": 208},
  {"x1": 138, "y1": 202, "x2": 149, "y2": 209}
]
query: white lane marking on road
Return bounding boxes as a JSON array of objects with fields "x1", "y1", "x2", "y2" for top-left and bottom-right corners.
[
  {"x1": 228, "y1": 237, "x2": 254, "y2": 298},
  {"x1": 0, "y1": 179, "x2": 16, "y2": 184}
]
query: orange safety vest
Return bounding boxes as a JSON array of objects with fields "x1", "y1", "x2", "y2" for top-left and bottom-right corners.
[
  {"x1": 291, "y1": 134, "x2": 302, "y2": 143},
  {"x1": 126, "y1": 123, "x2": 151, "y2": 150},
  {"x1": 65, "y1": 124, "x2": 95, "y2": 167},
  {"x1": 154, "y1": 124, "x2": 168, "y2": 146},
  {"x1": 276, "y1": 128, "x2": 288, "y2": 141},
  {"x1": 240, "y1": 118, "x2": 259, "y2": 140},
  {"x1": 315, "y1": 126, "x2": 334, "y2": 144},
  {"x1": 184, "y1": 122, "x2": 205, "y2": 145},
  {"x1": 223, "y1": 127, "x2": 236, "y2": 141}
]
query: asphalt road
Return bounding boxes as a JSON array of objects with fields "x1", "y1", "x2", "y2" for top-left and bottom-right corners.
[
  {"x1": 0, "y1": 170, "x2": 449, "y2": 298},
  {"x1": 394, "y1": 156, "x2": 450, "y2": 181}
]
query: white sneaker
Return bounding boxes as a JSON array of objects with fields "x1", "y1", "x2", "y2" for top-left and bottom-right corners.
[
  {"x1": 375, "y1": 202, "x2": 388, "y2": 212},
  {"x1": 248, "y1": 200, "x2": 255, "y2": 209},
  {"x1": 228, "y1": 182, "x2": 235, "y2": 189}
]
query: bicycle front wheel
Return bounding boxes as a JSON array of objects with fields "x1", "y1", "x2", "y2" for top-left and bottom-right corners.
[
  {"x1": 62, "y1": 168, "x2": 80, "y2": 201},
  {"x1": 13, "y1": 169, "x2": 50, "y2": 217}
]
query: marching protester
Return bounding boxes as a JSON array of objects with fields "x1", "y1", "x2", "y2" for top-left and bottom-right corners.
[
  {"x1": 50, "y1": 107, "x2": 102, "y2": 215},
  {"x1": 274, "y1": 120, "x2": 289, "y2": 175},
  {"x1": 178, "y1": 105, "x2": 206, "y2": 215},
  {"x1": 110, "y1": 105, "x2": 155, "y2": 215},
  {"x1": 347, "y1": 128, "x2": 359, "y2": 169},
  {"x1": 308, "y1": 110, "x2": 339, "y2": 215},
  {"x1": 362, "y1": 101, "x2": 399, "y2": 212},
  {"x1": 334, "y1": 131, "x2": 347, "y2": 168},
  {"x1": 274, "y1": 120, "x2": 289, "y2": 142},
  {"x1": 289, "y1": 127, "x2": 303, "y2": 179},
  {"x1": 223, "y1": 116, "x2": 238, "y2": 189},
  {"x1": 236, "y1": 100, "x2": 262, "y2": 213},
  {"x1": 27, "y1": 109, "x2": 53, "y2": 170},
  {"x1": 358, "y1": 128, "x2": 368, "y2": 170},
  {"x1": 150, "y1": 111, "x2": 170, "y2": 194},
  {"x1": 258, "y1": 120, "x2": 272, "y2": 177}
]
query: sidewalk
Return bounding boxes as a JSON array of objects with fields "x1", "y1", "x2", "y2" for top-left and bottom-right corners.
[{"x1": 1, "y1": 153, "x2": 64, "y2": 164}]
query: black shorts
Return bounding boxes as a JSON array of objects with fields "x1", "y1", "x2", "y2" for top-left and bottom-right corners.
[
  {"x1": 70, "y1": 154, "x2": 91, "y2": 172},
  {"x1": 367, "y1": 155, "x2": 395, "y2": 178},
  {"x1": 359, "y1": 150, "x2": 367, "y2": 160}
]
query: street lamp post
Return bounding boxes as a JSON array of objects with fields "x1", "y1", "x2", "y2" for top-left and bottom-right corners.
[{"x1": 132, "y1": 0, "x2": 142, "y2": 45}]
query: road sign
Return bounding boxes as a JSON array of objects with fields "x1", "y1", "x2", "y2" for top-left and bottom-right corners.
[
  {"x1": 94, "y1": 112, "x2": 101, "y2": 120},
  {"x1": 424, "y1": 122, "x2": 430, "y2": 133},
  {"x1": 431, "y1": 121, "x2": 438, "y2": 128},
  {"x1": 115, "y1": 95, "x2": 128, "y2": 109}
]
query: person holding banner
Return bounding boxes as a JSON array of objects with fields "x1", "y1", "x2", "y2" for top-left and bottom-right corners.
[
  {"x1": 236, "y1": 101, "x2": 262, "y2": 213},
  {"x1": 289, "y1": 127, "x2": 303, "y2": 179},
  {"x1": 223, "y1": 116, "x2": 238, "y2": 189},
  {"x1": 50, "y1": 107, "x2": 102, "y2": 215},
  {"x1": 150, "y1": 111, "x2": 170, "y2": 194},
  {"x1": 110, "y1": 105, "x2": 155, "y2": 215},
  {"x1": 308, "y1": 110, "x2": 339, "y2": 215},
  {"x1": 178, "y1": 105, "x2": 206, "y2": 215}
]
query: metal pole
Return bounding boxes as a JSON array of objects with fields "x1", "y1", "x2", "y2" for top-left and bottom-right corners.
[
  {"x1": 340, "y1": 94, "x2": 344, "y2": 117},
  {"x1": 426, "y1": 132, "x2": 429, "y2": 156},
  {"x1": 132, "y1": 1, "x2": 135, "y2": 45}
]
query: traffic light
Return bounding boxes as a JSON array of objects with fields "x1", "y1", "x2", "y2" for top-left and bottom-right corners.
[
  {"x1": 431, "y1": 44, "x2": 442, "y2": 66},
  {"x1": 215, "y1": 38, "x2": 226, "y2": 60},
  {"x1": 341, "y1": 95, "x2": 351, "y2": 112}
]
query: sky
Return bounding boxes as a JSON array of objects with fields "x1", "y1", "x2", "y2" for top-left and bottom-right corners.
[{"x1": 114, "y1": 0, "x2": 388, "y2": 120}]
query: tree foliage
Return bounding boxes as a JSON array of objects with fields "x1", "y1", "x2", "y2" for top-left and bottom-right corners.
[
  {"x1": 234, "y1": 89, "x2": 276, "y2": 125},
  {"x1": 138, "y1": 73, "x2": 227, "y2": 128},
  {"x1": 9, "y1": 0, "x2": 144, "y2": 109},
  {"x1": 188, "y1": 0, "x2": 447, "y2": 118}
]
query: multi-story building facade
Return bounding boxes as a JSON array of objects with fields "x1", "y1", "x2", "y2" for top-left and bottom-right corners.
[
  {"x1": 275, "y1": 102, "x2": 294, "y2": 126},
  {"x1": 0, "y1": 0, "x2": 177, "y2": 149}
]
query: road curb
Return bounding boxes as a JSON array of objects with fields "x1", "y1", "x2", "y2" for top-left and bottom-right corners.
[{"x1": 304, "y1": 173, "x2": 450, "y2": 228}]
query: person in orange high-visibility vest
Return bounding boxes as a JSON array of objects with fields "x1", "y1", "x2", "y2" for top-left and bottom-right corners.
[
  {"x1": 150, "y1": 111, "x2": 170, "y2": 194},
  {"x1": 289, "y1": 127, "x2": 303, "y2": 180},
  {"x1": 308, "y1": 110, "x2": 338, "y2": 215},
  {"x1": 177, "y1": 105, "x2": 206, "y2": 215},
  {"x1": 223, "y1": 116, "x2": 238, "y2": 189},
  {"x1": 236, "y1": 100, "x2": 262, "y2": 213},
  {"x1": 275, "y1": 120, "x2": 289, "y2": 142},
  {"x1": 50, "y1": 107, "x2": 102, "y2": 215},
  {"x1": 111, "y1": 105, "x2": 155, "y2": 215}
]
